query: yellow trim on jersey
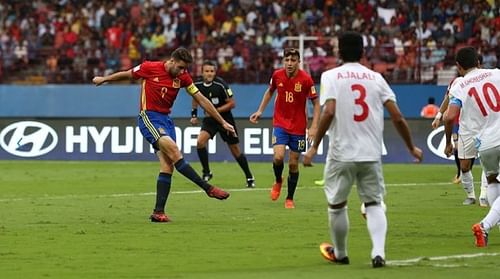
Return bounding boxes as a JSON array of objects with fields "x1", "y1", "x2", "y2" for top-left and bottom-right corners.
[
  {"x1": 140, "y1": 111, "x2": 161, "y2": 140},
  {"x1": 141, "y1": 80, "x2": 147, "y2": 111},
  {"x1": 186, "y1": 83, "x2": 199, "y2": 95}
]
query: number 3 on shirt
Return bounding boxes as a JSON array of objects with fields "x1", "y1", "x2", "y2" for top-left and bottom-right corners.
[{"x1": 351, "y1": 84, "x2": 369, "y2": 122}]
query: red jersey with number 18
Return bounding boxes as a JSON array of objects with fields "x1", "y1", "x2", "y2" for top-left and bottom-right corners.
[
  {"x1": 268, "y1": 69, "x2": 317, "y2": 135},
  {"x1": 131, "y1": 61, "x2": 198, "y2": 114}
]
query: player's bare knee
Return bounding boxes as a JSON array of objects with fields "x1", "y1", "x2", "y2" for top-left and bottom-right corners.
[
  {"x1": 288, "y1": 162, "x2": 299, "y2": 172},
  {"x1": 196, "y1": 141, "x2": 207, "y2": 149},
  {"x1": 273, "y1": 157, "x2": 285, "y2": 165}
]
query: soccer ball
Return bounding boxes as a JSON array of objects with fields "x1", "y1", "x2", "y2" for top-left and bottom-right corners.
[{"x1": 360, "y1": 201, "x2": 386, "y2": 219}]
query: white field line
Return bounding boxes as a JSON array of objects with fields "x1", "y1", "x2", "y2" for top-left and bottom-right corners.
[
  {"x1": 387, "y1": 252, "x2": 500, "y2": 267},
  {"x1": 0, "y1": 181, "x2": 469, "y2": 203}
]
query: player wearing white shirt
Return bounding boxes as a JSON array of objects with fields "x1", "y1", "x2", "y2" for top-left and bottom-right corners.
[
  {"x1": 444, "y1": 46, "x2": 500, "y2": 247},
  {"x1": 304, "y1": 31, "x2": 422, "y2": 268}
]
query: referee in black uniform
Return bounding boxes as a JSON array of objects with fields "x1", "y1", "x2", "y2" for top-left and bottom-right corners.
[{"x1": 191, "y1": 61, "x2": 255, "y2": 188}]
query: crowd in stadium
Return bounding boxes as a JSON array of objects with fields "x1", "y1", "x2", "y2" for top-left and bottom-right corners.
[{"x1": 0, "y1": 0, "x2": 498, "y2": 84}]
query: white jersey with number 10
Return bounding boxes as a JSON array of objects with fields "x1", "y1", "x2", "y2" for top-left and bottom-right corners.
[
  {"x1": 319, "y1": 62, "x2": 396, "y2": 162},
  {"x1": 448, "y1": 68, "x2": 500, "y2": 152}
]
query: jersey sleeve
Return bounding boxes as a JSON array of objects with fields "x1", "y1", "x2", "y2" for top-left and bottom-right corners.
[
  {"x1": 376, "y1": 74, "x2": 396, "y2": 103},
  {"x1": 448, "y1": 79, "x2": 464, "y2": 104},
  {"x1": 268, "y1": 72, "x2": 277, "y2": 93},
  {"x1": 216, "y1": 77, "x2": 233, "y2": 98},
  {"x1": 319, "y1": 71, "x2": 335, "y2": 106},
  {"x1": 306, "y1": 75, "x2": 318, "y2": 100},
  {"x1": 131, "y1": 61, "x2": 153, "y2": 79}
]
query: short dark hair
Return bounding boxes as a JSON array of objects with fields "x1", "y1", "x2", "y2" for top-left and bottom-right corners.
[
  {"x1": 339, "y1": 31, "x2": 363, "y2": 62},
  {"x1": 455, "y1": 47, "x2": 478, "y2": 70},
  {"x1": 171, "y1": 47, "x2": 193, "y2": 64},
  {"x1": 284, "y1": 48, "x2": 300, "y2": 59},
  {"x1": 428, "y1": 97, "x2": 435, "y2": 104},
  {"x1": 202, "y1": 60, "x2": 217, "y2": 69}
]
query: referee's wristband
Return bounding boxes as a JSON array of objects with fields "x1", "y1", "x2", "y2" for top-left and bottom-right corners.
[{"x1": 191, "y1": 108, "x2": 198, "y2": 118}]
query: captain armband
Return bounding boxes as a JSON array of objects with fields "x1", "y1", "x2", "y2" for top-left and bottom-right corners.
[
  {"x1": 191, "y1": 108, "x2": 198, "y2": 118},
  {"x1": 186, "y1": 83, "x2": 199, "y2": 95}
]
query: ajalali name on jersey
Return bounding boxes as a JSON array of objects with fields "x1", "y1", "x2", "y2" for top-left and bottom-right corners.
[{"x1": 337, "y1": 71, "x2": 375, "y2": 80}]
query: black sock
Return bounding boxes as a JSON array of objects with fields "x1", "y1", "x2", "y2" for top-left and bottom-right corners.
[
  {"x1": 174, "y1": 158, "x2": 211, "y2": 191},
  {"x1": 236, "y1": 154, "x2": 253, "y2": 178},
  {"x1": 273, "y1": 162, "x2": 284, "y2": 183},
  {"x1": 154, "y1": 172, "x2": 172, "y2": 212},
  {"x1": 287, "y1": 172, "x2": 299, "y2": 200},
  {"x1": 197, "y1": 147, "x2": 210, "y2": 174},
  {"x1": 454, "y1": 149, "x2": 460, "y2": 177}
]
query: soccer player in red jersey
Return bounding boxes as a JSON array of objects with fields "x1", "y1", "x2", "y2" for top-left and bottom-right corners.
[
  {"x1": 92, "y1": 48, "x2": 234, "y2": 223},
  {"x1": 250, "y1": 48, "x2": 320, "y2": 208}
]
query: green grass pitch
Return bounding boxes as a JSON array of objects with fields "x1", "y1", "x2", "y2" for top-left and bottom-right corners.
[{"x1": 1, "y1": 161, "x2": 499, "y2": 278}]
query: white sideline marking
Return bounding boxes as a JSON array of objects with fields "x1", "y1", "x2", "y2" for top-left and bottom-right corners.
[
  {"x1": 387, "y1": 252, "x2": 500, "y2": 267},
  {"x1": 0, "y1": 181, "x2": 468, "y2": 203}
]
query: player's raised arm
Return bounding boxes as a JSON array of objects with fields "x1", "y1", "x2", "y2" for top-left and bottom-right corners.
[
  {"x1": 385, "y1": 100, "x2": 423, "y2": 162},
  {"x1": 249, "y1": 88, "x2": 274, "y2": 124},
  {"x1": 92, "y1": 69, "x2": 133, "y2": 86},
  {"x1": 192, "y1": 90, "x2": 235, "y2": 135}
]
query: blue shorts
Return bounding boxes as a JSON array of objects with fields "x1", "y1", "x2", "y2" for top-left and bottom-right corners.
[
  {"x1": 272, "y1": 127, "x2": 306, "y2": 152},
  {"x1": 138, "y1": 111, "x2": 176, "y2": 150}
]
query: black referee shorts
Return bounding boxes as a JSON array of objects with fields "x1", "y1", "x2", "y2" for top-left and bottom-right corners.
[{"x1": 201, "y1": 115, "x2": 239, "y2": 144}]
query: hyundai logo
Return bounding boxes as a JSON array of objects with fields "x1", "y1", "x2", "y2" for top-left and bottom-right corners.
[
  {"x1": 0, "y1": 121, "x2": 58, "y2": 157},
  {"x1": 426, "y1": 126, "x2": 453, "y2": 160}
]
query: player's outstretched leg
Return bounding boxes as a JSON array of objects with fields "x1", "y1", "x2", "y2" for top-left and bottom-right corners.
[{"x1": 174, "y1": 158, "x2": 230, "y2": 200}]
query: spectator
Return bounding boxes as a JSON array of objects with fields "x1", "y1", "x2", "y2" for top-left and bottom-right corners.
[
  {"x1": 420, "y1": 97, "x2": 440, "y2": 119},
  {"x1": 306, "y1": 47, "x2": 325, "y2": 83},
  {"x1": 482, "y1": 48, "x2": 498, "y2": 69}
]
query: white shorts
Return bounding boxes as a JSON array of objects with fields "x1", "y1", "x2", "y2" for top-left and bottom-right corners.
[
  {"x1": 323, "y1": 159, "x2": 385, "y2": 205},
  {"x1": 478, "y1": 145, "x2": 500, "y2": 176},
  {"x1": 457, "y1": 135, "x2": 478, "y2": 159}
]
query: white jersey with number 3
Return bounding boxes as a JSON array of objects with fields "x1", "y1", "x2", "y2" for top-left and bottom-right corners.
[
  {"x1": 320, "y1": 62, "x2": 396, "y2": 162},
  {"x1": 448, "y1": 68, "x2": 500, "y2": 151}
]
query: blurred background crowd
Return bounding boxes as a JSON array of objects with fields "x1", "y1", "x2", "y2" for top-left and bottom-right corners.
[{"x1": 0, "y1": 0, "x2": 498, "y2": 85}]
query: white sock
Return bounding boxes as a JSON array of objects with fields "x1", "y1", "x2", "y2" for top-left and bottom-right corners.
[
  {"x1": 481, "y1": 188, "x2": 500, "y2": 231},
  {"x1": 461, "y1": 171, "x2": 476, "y2": 199},
  {"x1": 487, "y1": 183, "x2": 500, "y2": 209},
  {"x1": 365, "y1": 204, "x2": 387, "y2": 259},
  {"x1": 328, "y1": 207, "x2": 349, "y2": 259},
  {"x1": 480, "y1": 171, "x2": 488, "y2": 200}
]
